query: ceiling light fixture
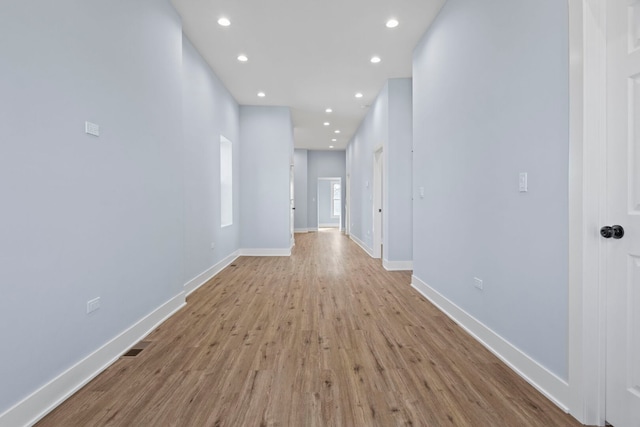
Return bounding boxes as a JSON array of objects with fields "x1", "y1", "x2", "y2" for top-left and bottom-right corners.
[
  {"x1": 218, "y1": 17, "x2": 231, "y2": 27},
  {"x1": 324, "y1": 122, "x2": 330, "y2": 126},
  {"x1": 332, "y1": 138, "x2": 337, "y2": 142},
  {"x1": 329, "y1": 145, "x2": 334, "y2": 149},
  {"x1": 237, "y1": 54, "x2": 248, "y2": 62},
  {"x1": 257, "y1": 91, "x2": 266, "y2": 97},
  {"x1": 355, "y1": 93, "x2": 363, "y2": 98},
  {"x1": 370, "y1": 56, "x2": 381, "y2": 64},
  {"x1": 386, "y1": 18, "x2": 399, "y2": 28},
  {"x1": 334, "y1": 130, "x2": 341, "y2": 134},
  {"x1": 325, "y1": 108, "x2": 333, "y2": 113}
]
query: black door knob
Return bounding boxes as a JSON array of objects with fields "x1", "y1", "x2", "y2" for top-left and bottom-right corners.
[{"x1": 600, "y1": 225, "x2": 624, "y2": 239}]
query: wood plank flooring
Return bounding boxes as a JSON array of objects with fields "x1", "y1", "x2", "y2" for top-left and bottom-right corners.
[{"x1": 37, "y1": 229, "x2": 581, "y2": 426}]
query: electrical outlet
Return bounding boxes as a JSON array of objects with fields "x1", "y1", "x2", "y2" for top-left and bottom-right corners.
[
  {"x1": 473, "y1": 277, "x2": 483, "y2": 290},
  {"x1": 85, "y1": 121, "x2": 100, "y2": 137},
  {"x1": 87, "y1": 297, "x2": 101, "y2": 314}
]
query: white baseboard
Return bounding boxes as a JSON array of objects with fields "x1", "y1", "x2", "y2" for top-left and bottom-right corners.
[
  {"x1": 294, "y1": 228, "x2": 309, "y2": 233},
  {"x1": 383, "y1": 259, "x2": 413, "y2": 271},
  {"x1": 318, "y1": 223, "x2": 339, "y2": 228},
  {"x1": 0, "y1": 293, "x2": 186, "y2": 427},
  {"x1": 239, "y1": 248, "x2": 291, "y2": 256},
  {"x1": 349, "y1": 234, "x2": 373, "y2": 257},
  {"x1": 411, "y1": 275, "x2": 570, "y2": 413},
  {"x1": 184, "y1": 251, "x2": 240, "y2": 296}
]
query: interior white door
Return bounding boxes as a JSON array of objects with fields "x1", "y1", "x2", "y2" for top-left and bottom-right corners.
[
  {"x1": 605, "y1": 1, "x2": 640, "y2": 425},
  {"x1": 373, "y1": 148, "x2": 383, "y2": 259},
  {"x1": 290, "y1": 165, "x2": 294, "y2": 247}
]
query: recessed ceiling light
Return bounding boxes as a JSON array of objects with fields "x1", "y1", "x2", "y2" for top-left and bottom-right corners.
[
  {"x1": 370, "y1": 56, "x2": 381, "y2": 64},
  {"x1": 355, "y1": 93, "x2": 363, "y2": 98},
  {"x1": 237, "y1": 54, "x2": 248, "y2": 62},
  {"x1": 324, "y1": 122, "x2": 330, "y2": 126},
  {"x1": 386, "y1": 18, "x2": 399, "y2": 28},
  {"x1": 325, "y1": 108, "x2": 333, "y2": 113},
  {"x1": 218, "y1": 17, "x2": 231, "y2": 27},
  {"x1": 334, "y1": 130, "x2": 341, "y2": 134},
  {"x1": 329, "y1": 145, "x2": 334, "y2": 149},
  {"x1": 257, "y1": 91, "x2": 266, "y2": 97},
  {"x1": 332, "y1": 138, "x2": 337, "y2": 142}
]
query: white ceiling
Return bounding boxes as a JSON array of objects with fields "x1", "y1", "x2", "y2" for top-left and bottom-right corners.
[{"x1": 170, "y1": 0, "x2": 445, "y2": 151}]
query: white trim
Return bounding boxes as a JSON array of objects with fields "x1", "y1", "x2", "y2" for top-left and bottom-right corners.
[
  {"x1": 184, "y1": 251, "x2": 240, "y2": 296},
  {"x1": 411, "y1": 275, "x2": 571, "y2": 414},
  {"x1": 294, "y1": 228, "x2": 309, "y2": 233},
  {"x1": 382, "y1": 259, "x2": 413, "y2": 271},
  {"x1": 349, "y1": 234, "x2": 374, "y2": 257},
  {"x1": 567, "y1": 1, "x2": 607, "y2": 425},
  {"x1": 0, "y1": 293, "x2": 185, "y2": 427},
  {"x1": 238, "y1": 248, "x2": 291, "y2": 257},
  {"x1": 318, "y1": 223, "x2": 340, "y2": 228}
]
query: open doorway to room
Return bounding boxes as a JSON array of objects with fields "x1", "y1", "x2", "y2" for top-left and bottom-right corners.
[{"x1": 317, "y1": 177, "x2": 342, "y2": 231}]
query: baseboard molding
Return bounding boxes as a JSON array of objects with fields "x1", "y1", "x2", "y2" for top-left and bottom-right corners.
[
  {"x1": 411, "y1": 275, "x2": 570, "y2": 413},
  {"x1": 184, "y1": 250, "x2": 240, "y2": 297},
  {"x1": 0, "y1": 292, "x2": 186, "y2": 427},
  {"x1": 349, "y1": 234, "x2": 373, "y2": 257},
  {"x1": 294, "y1": 228, "x2": 309, "y2": 233},
  {"x1": 383, "y1": 259, "x2": 413, "y2": 271},
  {"x1": 239, "y1": 248, "x2": 291, "y2": 256},
  {"x1": 318, "y1": 223, "x2": 339, "y2": 228}
]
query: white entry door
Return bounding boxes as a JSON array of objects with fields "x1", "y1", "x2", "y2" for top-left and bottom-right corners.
[{"x1": 605, "y1": 1, "x2": 640, "y2": 425}]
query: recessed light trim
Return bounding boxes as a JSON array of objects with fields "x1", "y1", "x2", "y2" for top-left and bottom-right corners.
[
  {"x1": 324, "y1": 122, "x2": 330, "y2": 126},
  {"x1": 355, "y1": 93, "x2": 363, "y2": 98},
  {"x1": 332, "y1": 138, "x2": 337, "y2": 142},
  {"x1": 218, "y1": 17, "x2": 231, "y2": 27},
  {"x1": 325, "y1": 108, "x2": 333, "y2": 113},
  {"x1": 370, "y1": 56, "x2": 381, "y2": 64},
  {"x1": 334, "y1": 130, "x2": 341, "y2": 134},
  {"x1": 386, "y1": 18, "x2": 399, "y2": 28},
  {"x1": 237, "y1": 54, "x2": 248, "y2": 62},
  {"x1": 257, "y1": 91, "x2": 266, "y2": 97},
  {"x1": 329, "y1": 145, "x2": 334, "y2": 149}
]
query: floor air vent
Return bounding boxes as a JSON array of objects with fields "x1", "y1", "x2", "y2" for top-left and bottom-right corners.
[{"x1": 122, "y1": 340, "x2": 150, "y2": 357}]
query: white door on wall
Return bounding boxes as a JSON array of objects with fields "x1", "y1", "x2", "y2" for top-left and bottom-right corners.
[
  {"x1": 605, "y1": 1, "x2": 640, "y2": 425},
  {"x1": 290, "y1": 164, "x2": 294, "y2": 247}
]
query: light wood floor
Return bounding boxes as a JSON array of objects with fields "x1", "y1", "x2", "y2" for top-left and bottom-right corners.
[{"x1": 38, "y1": 229, "x2": 581, "y2": 426}]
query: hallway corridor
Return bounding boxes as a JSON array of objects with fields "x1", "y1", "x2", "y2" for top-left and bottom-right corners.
[{"x1": 38, "y1": 230, "x2": 580, "y2": 426}]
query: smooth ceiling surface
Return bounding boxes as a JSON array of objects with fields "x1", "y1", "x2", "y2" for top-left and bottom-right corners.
[{"x1": 171, "y1": 0, "x2": 445, "y2": 150}]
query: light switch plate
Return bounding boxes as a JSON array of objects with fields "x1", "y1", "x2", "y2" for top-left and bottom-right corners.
[{"x1": 519, "y1": 172, "x2": 528, "y2": 192}]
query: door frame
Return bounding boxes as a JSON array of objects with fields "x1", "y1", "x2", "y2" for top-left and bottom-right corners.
[
  {"x1": 317, "y1": 177, "x2": 342, "y2": 231},
  {"x1": 373, "y1": 146, "x2": 383, "y2": 259},
  {"x1": 567, "y1": 1, "x2": 607, "y2": 425}
]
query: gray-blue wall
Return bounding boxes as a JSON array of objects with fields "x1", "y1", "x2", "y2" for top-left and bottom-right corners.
[
  {"x1": 412, "y1": 0, "x2": 569, "y2": 379},
  {"x1": 240, "y1": 106, "x2": 294, "y2": 251},
  {"x1": 182, "y1": 36, "x2": 241, "y2": 283},
  {"x1": 294, "y1": 149, "x2": 309, "y2": 231},
  {"x1": 346, "y1": 78, "x2": 413, "y2": 265},
  {"x1": 0, "y1": 0, "x2": 184, "y2": 413}
]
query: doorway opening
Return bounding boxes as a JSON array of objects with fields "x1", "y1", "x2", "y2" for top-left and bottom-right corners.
[{"x1": 317, "y1": 177, "x2": 342, "y2": 231}]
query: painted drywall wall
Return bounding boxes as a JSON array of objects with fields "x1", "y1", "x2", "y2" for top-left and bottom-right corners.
[
  {"x1": 182, "y1": 36, "x2": 240, "y2": 283},
  {"x1": 346, "y1": 78, "x2": 413, "y2": 265},
  {"x1": 412, "y1": 0, "x2": 569, "y2": 379},
  {"x1": 385, "y1": 79, "x2": 413, "y2": 264},
  {"x1": 307, "y1": 151, "x2": 346, "y2": 230},
  {"x1": 294, "y1": 149, "x2": 309, "y2": 231},
  {"x1": 239, "y1": 106, "x2": 294, "y2": 251},
  {"x1": 0, "y1": 0, "x2": 184, "y2": 414},
  {"x1": 318, "y1": 179, "x2": 340, "y2": 227}
]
